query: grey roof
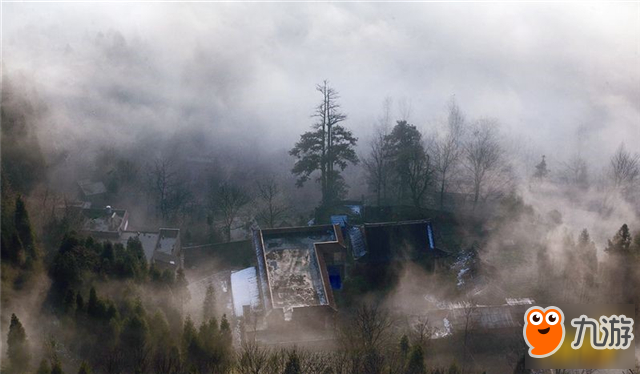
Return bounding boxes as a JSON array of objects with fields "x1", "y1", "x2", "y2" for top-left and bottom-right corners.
[
  {"x1": 157, "y1": 228, "x2": 179, "y2": 255},
  {"x1": 153, "y1": 251, "x2": 180, "y2": 268},
  {"x1": 120, "y1": 231, "x2": 160, "y2": 262},
  {"x1": 78, "y1": 180, "x2": 107, "y2": 196},
  {"x1": 256, "y1": 225, "x2": 339, "y2": 315},
  {"x1": 441, "y1": 304, "x2": 527, "y2": 331},
  {"x1": 348, "y1": 225, "x2": 367, "y2": 259},
  {"x1": 81, "y1": 208, "x2": 127, "y2": 233}
]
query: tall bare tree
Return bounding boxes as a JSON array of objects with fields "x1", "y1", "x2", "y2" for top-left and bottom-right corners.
[
  {"x1": 405, "y1": 146, "x2": 433, "y2": 209},
  {"x1": 236, "y1": 342, "x2": 270, "y2": 374},
  {"x1": 433, "y1": 99, "x2": 466, "y2": 210},
  {"x1": 147, "y1": 157, "x2": 192, "y2": 223},
  {"x1": 463, "y1": 119, "x2": 503, "y2": 209},
  {"x1": 609, "y1": 143, "x2": 639, "y2": 194},
  {"x1": 339, "y1": 303, "x2": 394, "y2": 374},
  {"x1": 461, "y1": 300, "x2": 478, "y2": 374},
  {"x1": 410, "y1": 315, "x2": 433, "y2": 351},
  {"x1": 560, "y1": 155, "x2": 589, "y2": 189},
  {"x1": 397, "y1": 97, "x2": 413, "y2": 123},
  {"x1": 209, "y1": 182, "x2": 251, "y2": 242},
  {"x1": 256, "y1": 178, "x2": 288, "y2": 228},
  {"x1": 363, "y1": 99, "x2": 393, "y2": 206},
  {"x1": 290, "y1": 81, "x2": 358, "y2": 206}
]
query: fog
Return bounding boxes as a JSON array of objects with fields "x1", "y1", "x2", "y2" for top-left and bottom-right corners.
[
  {"x1": 4, "y1": 2, "x2": 639, "y2": 163},
  {"x1": 2, "y1": 3, "x2": 640, "y2": 373}
]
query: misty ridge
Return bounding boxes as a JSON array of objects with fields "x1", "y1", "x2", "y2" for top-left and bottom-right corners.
[{"x1": 1, "y1": 3, "x2": 640, "y2": 374}]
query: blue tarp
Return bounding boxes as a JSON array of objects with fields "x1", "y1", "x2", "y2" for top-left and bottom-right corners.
[
  {"x1": 330, "y1": 215, "x2": 348, "y2": 227},
  {"x1": 327, "y1": 265, "x2": 342, "y2": 289},
  {"x1": 427, "y1": 222, "x2": 435, "y2": 250}
]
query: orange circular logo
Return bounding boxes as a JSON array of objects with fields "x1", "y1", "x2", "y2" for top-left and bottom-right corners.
[{"x1": 523, "y1": 306, "x2": 565, "y2": 358}]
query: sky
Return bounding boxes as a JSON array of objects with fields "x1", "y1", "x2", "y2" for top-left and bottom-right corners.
[{"x1": 3, "y1": 2, "x2": 639, "y2": 167}]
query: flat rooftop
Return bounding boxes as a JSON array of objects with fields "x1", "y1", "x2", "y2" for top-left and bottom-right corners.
[
  {"x1": 78, "y1": 180, "x2": 107, "y2": 196},
  {"x1": 120, "y1": 231, "x2": 160, "y2": 262},
  {"x1": 157, "y1": 228, "x2": 179, "y2": 255},
  {"x1": 82, "y1": 208, "x2": 127, "y2": 233},
  {"x1": 261, "y1": 226, "x2": 336, "y2": 310}
]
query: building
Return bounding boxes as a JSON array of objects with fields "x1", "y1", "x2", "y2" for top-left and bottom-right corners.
[
  {"x1": 77, "y1": 179, "x2": 107, "y2": 204},
  {"x1": 120, "y1": 228, "x2": 183, "y2": 272},
  {"x1": 183, "y1": 240, "x2": 254, "y2": 274},
  {"x1": 155, "y1": 228, "x2": 182, "y2": 271},
  {"x1": 120, "y1": 231, "x2": 160, "y2": 263},
  {"x1": 315, "y1": 199, "x2": 364, "y2": 226},
  {"x1": 231, "y1": 224, "x2": 347, "y2": 346},
  {"x1": 348, "y1": 219, "x2": 445, "y2": 262},
  {"x1": 72, "y1": 205, "x2": 182, "y2": 271},
  {"x1": 421, "y1": 298, "x2": 535, "y2": 339},
  {"x1": 81, "y1": 206, "x2": 129, "y2": 239}
]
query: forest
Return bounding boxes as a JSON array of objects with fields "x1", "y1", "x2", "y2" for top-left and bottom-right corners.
[{"x1": 2, "y1": 3, "x2": 640, "y2": 374}]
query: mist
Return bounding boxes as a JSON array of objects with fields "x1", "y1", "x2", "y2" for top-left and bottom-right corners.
[
  {"x1": 2, "y1": 2, "x2": 640, "y2": 374},
  {"x1": 5, "y1": 3, "x2": 639, "y2": 159}
]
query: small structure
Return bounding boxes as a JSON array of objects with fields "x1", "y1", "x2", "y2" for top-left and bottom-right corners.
[
  {"x1": 183, "y1": 240, "x2": 254, "y2": 273},
  {"x1": 155, "y1": 228, "x2": 182, "y2": 271},
  {"x1": 81, "y1": 206, "x2": 129, "y2": 239},
  {"x1": 349, "y1": 219, "x2": 445, "y2": 262},
  {"x1": 77, "y1": 179, "x2": 107, "y2": 204},
  {"x1": 230, "y1": 267, "x2": 261, "y2": 317},
  {"x1": 119, "y1": 228, "x2": 182, "y2": 271},
  {"x1": 236, "y1": 224, "x2": 347, "y2": 346},
  {"x1": 424, "y1": 298, "x2": 535, "y2": 339},
  {"x1": 120, "y1": 231, "x2": 161, "y2": 263},
  {"x1": 315, "y1": 199, "x2": 364, "y2": 226}
]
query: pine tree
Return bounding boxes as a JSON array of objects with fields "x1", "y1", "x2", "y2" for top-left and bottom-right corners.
[
  {"x1": 148, "y1": 311, "x2": 172, "y2": 352},
  {"x1": 385, "y1": 121, "x2": 432, "y2": 207},
  {"x1": 77, "y1": 362, "x2": 92, "y2": 374},
  {"x1": 10, "y1": 232, "x2": 26, "y2": 266},
  {"x1": 51, "y1": 248, "x2": 82, "y2": 290},
  {"x1": 182, "y1": 315, "x2": 197, "y2": 360},
  {"x1": 63, "y1": 289, "x2": 76, "y2": 314},
  {"x1": 404, "y1": 345, "x2": 426, "y2": 374},
  {"x1": 7, "y1": 313, "x2": 30, "y2": 373},
  {"x1": 1, "y1": 174, "x2": 16, "y2": 262},
  {"x1": 50, "y1": 360, "x2": 64, "y2": 374},
  {"x1": 283, "y1": 350, "x2": 301, "y2": 374},
  {"x1": 175, "y1": 269, "x2": 190, "y2": 305},
  {"x1": 120, "y1": 314, "x2": 149, "y2": 372},
  {"x1": 14, "y1": 195, "x2": 36, "y2": 260},
  {"x1": 533, "y1": 155, "x2": 549, "y2": 180},
  {"x1": 633, "y1": 229, "x2": 640, "y2": 253},
  {"x1": 202, "y1": 284, "x2": 216, "y2": 322},
  {"x1": 447, "y1": 362, "x2": 461, "y2": 374},
  {"x1": 290, "y1": 81, "x2": 358, "y2": 206},
  {"x1": 36, "y1": 359, "x2": 51, "y2": 374},
  {"x1": 219, "y1": 313, "x2": 232, "y2": 359},
  {"x1": 75, "y1": 293, "x2": 84, "y2": 314},
  {"x1": 121, "y1": 315, "x2": 148, "y2": 350},
  {"x1": 87, "y1": 287, "x2": 101, "y2": 318},
  {"x1": 512, "y1": 355, "x2": 528, "y2": 374},
  {"x1": 577, "y1": 229, "x2": 598, "y2": 274},
  {"x1": 605, "y1": 224, "x2": 633, "y2": 254},
  {"x1": 198, "y1": 317, "x2": 218, "y2": 351},
  {"x1": 399, "y1": 334, "x2": 410, "y2": 357}
]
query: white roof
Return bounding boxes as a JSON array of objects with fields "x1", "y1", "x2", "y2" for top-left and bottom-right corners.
[{"x1": 230, "y1": 267, "x2": 260, "y2": 317}]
